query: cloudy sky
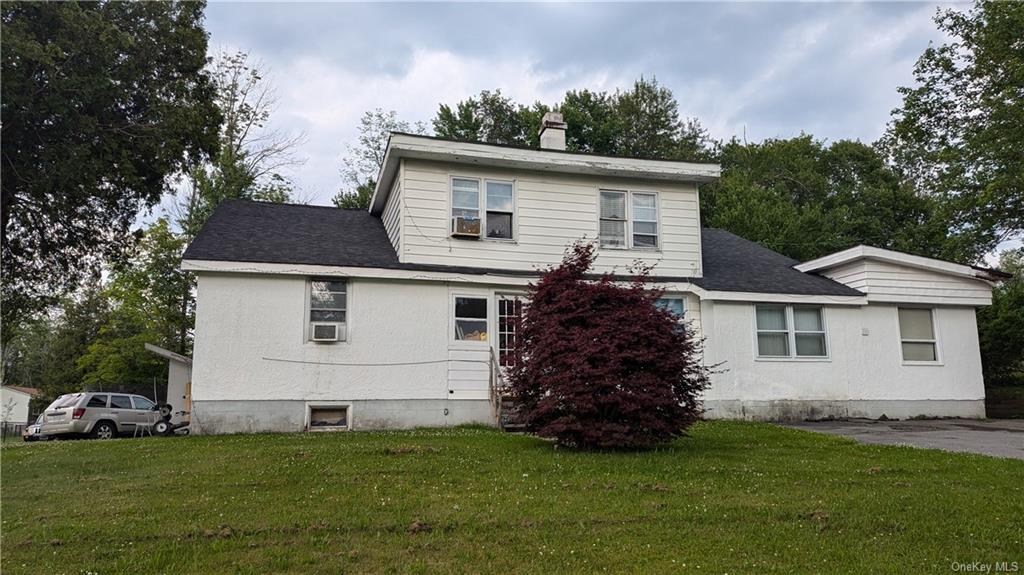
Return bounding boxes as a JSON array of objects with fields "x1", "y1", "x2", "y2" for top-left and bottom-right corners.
[{"x1": 199, "y1": 1, "x2": 957, "y2": 206}]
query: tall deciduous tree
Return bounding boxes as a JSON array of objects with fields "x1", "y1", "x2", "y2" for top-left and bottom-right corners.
[
  {"x1": 701, "y1": 136, "x2": 947, "y2": 262},
  {"x1": 977, "y1": 249, "x2": 1024, "y2": 385},
  {"x1": 333, "y1": 109, "x2": 426, "y2": 209},
  {"x1": 881, "y1": 1, "x2": 1024, "y2": 263},
  {"x1": 433, "y1": 90, "x2": 548, "y2": 147},
  {"x1": 176, "y1": 51, "x2": 305, "y2": 239},
  {"x1": 1, "y1": 1, "x2": 220, "y2": 337},
  {"x1": 77, "y1": 219, "x2": 189, "y2": 395}
]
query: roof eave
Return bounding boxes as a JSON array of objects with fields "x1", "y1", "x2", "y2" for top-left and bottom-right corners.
[
  {"x1": 795, "y1": 245, "x2": 1007, "y2": 284},
  {"x1": 370, "y1": 133, "x2": 722, "y2": 216}
]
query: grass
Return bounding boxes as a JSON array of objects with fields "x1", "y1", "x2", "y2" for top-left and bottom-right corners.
[{"x1": 1, "y1": 422, "x2": 1021, "y2": 574}]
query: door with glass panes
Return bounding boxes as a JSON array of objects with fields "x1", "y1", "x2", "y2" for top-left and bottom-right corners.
[{"x1": 495, "y1": 294, "x2": 524, "y2": 377}]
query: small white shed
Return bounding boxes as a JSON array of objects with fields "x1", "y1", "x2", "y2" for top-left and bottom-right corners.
[
  {"x1": 145, "y1": 343, "x2": 192, "y2": 424},
  {"x1": 1, "y1": 386, "x2": 41, "y2": 426}
]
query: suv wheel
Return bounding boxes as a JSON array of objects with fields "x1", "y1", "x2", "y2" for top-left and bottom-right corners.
[{"x1": 91, "y1": 421, "x2": 116, "y2": 440}]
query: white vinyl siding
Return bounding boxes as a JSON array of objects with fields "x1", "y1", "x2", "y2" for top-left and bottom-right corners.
[
  {"x1": 382, "y1": 178, "x2": 403, "y2": 255},
  {"x1": 755, "y1": 305, "x2": 827, "y2": 359},
  {"x1": 598, "y1": 189, "x2": 659, "y2": 249},
  {"x1": 398, "y1": 159, "x2": 702, "y2": 276},
  {"x1": 821, "y1": 260, "x2": 993, "y2": 306},
  {"x1": 898, "y1": 308, "x2": 938, "y2": 362}
]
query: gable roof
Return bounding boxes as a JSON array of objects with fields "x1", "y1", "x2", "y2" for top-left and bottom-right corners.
[
  {"x1": 699, "y1": 229, "x2": 863, "y2": 296},
  {"x1": 369, "y1": 133, "x2": 721, "y2": 215},
  {"x1": 3, "y1": 386, "x2": 42, "y2": 398},
  {"x1": 183, "y1": 200, "x2": 861, "y2": 297},
  {"x1": 795, "y1": 244, "x2": 1010, "y2": 283}
]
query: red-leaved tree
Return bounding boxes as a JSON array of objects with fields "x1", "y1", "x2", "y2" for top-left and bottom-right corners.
[{"x1": 507, "y1": 242, "x2": 711, "y2": 449}]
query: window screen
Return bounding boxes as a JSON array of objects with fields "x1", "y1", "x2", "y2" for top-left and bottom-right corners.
[
  {"x1": 599, "y1": 191, "x2": 627, "y2": 247},
  {"x1": 452, "y1": 178, "x2": 481, "y2": 222},
  {"x1": 485, "y1": 181, "x2": 514, "y2": 239}
]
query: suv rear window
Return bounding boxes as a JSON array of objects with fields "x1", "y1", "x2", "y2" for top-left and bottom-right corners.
[
  {"x1": 87, "y1": 395, "x2": 108, "y2": 408},
  {"x1": 132, "y1": 396, "x2": 155, "y2": 410},
  {"x1": 49, "y1": 394, "x2": 83, "y2": 409},
  {"x1": 110, "y1": 395, "x2": 132, "y2": 409}
]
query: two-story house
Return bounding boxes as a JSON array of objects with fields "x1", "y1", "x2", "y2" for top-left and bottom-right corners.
[{"x1": 181, "y1": 113, "x2": 1006, "y2": 434}]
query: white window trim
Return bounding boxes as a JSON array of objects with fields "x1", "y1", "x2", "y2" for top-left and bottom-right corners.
[
  {"x1": 753, "y1": 304, "x2": 831, "y2": 362},
  {"x1": 449, "y1": 175, "x2": 517, "y2": 242},
  {"x1": 452, "y1": 294, "x2": 490, "y2": 345},
  {"x1": 597, "y1": 188, "x2": 661, "y2": 251},
  {"x1": 306, "y1": 278, "x2": 349, "y2": 344},
  {"x1": 305, "y1": 401, "x2": 352, "y2": 432},
  {"x1": 897, "y1": 307, "x2": 943, "y2": 366},
  {"x1": 656, "y1": 296, "x2": 687, "y2": 324}
]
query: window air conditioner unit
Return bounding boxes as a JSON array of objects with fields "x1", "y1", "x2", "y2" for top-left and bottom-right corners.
[
  {"x1": 451, "y1": 216, "x2": 481, "y2": 238},
  {"x1": 311, "y1": 323, "x2": 341, "y2": 342}
]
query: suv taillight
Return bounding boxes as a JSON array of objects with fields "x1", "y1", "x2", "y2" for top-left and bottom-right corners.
[{"x1": 72, "y1": 407, "x2": 86, "y2": 419}]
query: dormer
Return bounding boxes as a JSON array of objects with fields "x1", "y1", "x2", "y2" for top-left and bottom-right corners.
[{"x1": 369, "y1": 125, "x2": 720, "y2": 278}]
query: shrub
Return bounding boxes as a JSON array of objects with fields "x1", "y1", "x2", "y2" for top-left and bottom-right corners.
[{"x1": 507, "y1": 242, "x2": 712, "y2": 449}]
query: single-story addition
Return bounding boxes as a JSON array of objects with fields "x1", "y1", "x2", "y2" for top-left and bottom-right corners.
[{"x1": 182, "y1": 114, "x2": 1008, "y2": 434}]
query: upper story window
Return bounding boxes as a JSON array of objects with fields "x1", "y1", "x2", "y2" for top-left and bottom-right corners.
[
  {"x1": 599, "y1": 190, "x2": 659, "y2": 249},
  {"x1": 309, "y1": 279, "x2": 347, "y2": 343},
  {"x1": 898, "y1": 308, "x2": 937, "y2": 362},
  {"x1": 655, "y1": 297, "x2": 686, "y2": 321},
  {"x1": 755, "y1": 305, "x2": 827, "y2": 358},
  {"x1": 451, "y1": 177, "x2": 515, "y2": 240}
]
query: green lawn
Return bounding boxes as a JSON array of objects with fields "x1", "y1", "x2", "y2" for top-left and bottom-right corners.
[{"x1": 1, "y1": 423, "x2": 1021, "y2": 574}]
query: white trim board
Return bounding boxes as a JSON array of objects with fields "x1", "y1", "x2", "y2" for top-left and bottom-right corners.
[
  {"x1": 796, "y1": 245, "x2": 1003, "y2": 284},
  {"x1": 184, "y1": 259, "x2": 875, "y2": 305},
  {"x1": 370, "y1": 133, "x2": 721, "y2": 215}
]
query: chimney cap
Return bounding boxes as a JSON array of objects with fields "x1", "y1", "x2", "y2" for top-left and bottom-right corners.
[{"x1": 538, "y1": 111, "x2": 567, "y2": 134}]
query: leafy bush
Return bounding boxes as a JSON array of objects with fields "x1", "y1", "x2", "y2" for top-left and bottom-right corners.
[{"x1": 507, "y1": 242, "x2": 712, "y2": 449}]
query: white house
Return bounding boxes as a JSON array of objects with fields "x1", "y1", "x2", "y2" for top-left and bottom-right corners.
[
  {"x1": 182, "y1": 113, "x2": 1007, "y2": 434},
  {"x1": 1, "y1": 386, "x2": 41, "y2": 426}
]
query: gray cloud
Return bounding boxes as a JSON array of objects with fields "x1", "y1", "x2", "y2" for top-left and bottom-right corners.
[{"x1": 196, "y1": 1, "x2": 953, "y2": 205}]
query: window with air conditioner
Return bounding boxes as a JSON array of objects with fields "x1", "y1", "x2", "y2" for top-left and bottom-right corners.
[
  {"x1": 309, "y1": 279, "x2": 347, "y2": 342},
  {"x1": 451, "y1": 177, "x2": 481, "y2": 237},
  {"x1": 451, "y1": 177, "x2": 515, "y2": 239}
]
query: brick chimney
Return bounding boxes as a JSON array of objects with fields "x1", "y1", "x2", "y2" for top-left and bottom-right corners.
[{"x1": 538, "y1": 112, "x2": 567, "y2": 151}]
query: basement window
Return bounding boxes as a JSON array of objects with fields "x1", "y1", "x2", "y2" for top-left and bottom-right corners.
[{"x1": 309, "y1": 406, "x2": 348, "y2": 431}]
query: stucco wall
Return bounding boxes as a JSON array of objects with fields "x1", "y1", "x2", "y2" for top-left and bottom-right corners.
[
  {"x1": 700, "y1": 300, "x2": 986, "y2": 420},
  {"x1": 192, "y1": 272, "x2": 701, "y2": 433}
]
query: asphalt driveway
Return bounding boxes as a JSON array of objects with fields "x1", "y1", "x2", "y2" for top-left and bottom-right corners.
[{"x1": 786, "y1": 419, "x2": 1024, "y2": 460}]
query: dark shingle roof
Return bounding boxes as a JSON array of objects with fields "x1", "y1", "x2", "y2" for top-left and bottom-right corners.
[
  {"x1": 699, "y1": 228, "x2": 862, "y2": 296},
  {"x1": 183, "y1": 200, "x2": 399, "y2": 268},
  {"x1": 184, "y1": 200, "x2": 862, "y2": 297}
]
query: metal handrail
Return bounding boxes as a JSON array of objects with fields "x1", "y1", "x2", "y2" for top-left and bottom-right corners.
[{"x1": 487, "y1": 347, "x2": 507, "y2": 424}]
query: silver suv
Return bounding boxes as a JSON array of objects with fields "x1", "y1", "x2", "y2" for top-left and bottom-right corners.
[{"x1": 41, "y1": 392, "x2": 160, "y2": 439}]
